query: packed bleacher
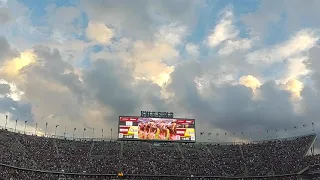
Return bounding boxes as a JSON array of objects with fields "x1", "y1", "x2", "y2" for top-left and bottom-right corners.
[{"x1": 0, "y1": 129, "x2": 318, "y2": 179}]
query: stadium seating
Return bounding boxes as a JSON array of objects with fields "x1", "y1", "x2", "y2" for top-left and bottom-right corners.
[{"x1": 0, "y1": 129, "x2": 318, "y2": 179}]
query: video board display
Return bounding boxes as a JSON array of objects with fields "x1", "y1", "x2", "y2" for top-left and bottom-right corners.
[{"x1": 118, "y1": 116, "x2": 196, "y2": 142}]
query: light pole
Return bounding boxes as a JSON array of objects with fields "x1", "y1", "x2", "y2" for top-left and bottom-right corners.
[
  {"x1": 24, "y1": 121, "x2": 27, "y2": 134},
  {"x1": 45, "y1": 122, "x2": 48, "y2": 136},
  {"x1": 42, "y1": 114, "x2": 56, "y2": 136},
  {"x1": 83, "y1": 128, "x2": 86, "y2": 139},
  {"x1": 55, "y1": 125, "x2": 59, "y2": 136},
  {"x1": 14, "y1": 119, "x2": 18, "y2": 132},
  {"x1": 73, "y1": 128, "x2": 76, "y2": 140},
  {"x1": 224, "y1": 132, "x2": 227, "y2": 142},
  {"x1": 101, "y1": 128, "x2": 104, "y2": 139},
  {"x1": 111, "y1": 128, "x2": 113, "y2": 139},
  {"x1": 216, "y1": 133, "x2": 219, "y2": 142},
  {"x1": 200, "y1": 132, "x2": 204, "y2": 141},
  {"x1": 92, "y1": 128, "x2": 95, "y2": 139},
  {"x1": 64, "y1": 126, "x2": 66, "y2": 138},
  {"x1": 312, "y1": 122, "x2": 315, "y2": 132},
  {"x1": 34, "y1": 122, "x2": 37, "y2": 135},
  {"x1": 4, "y1": 115, "x2": 8, "y2": 129}
]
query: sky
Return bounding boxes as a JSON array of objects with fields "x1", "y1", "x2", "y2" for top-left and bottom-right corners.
[{"x1": 0, "y1": 0, "x2": 320, "y2": 146}]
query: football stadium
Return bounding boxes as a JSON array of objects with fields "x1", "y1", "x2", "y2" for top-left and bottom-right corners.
[
  {"x1": 2, "y1": 0, "x2": 320, "y2": 180},
  {"x1": 0, "y1": 111, "x2": 319, "y2": 180}
]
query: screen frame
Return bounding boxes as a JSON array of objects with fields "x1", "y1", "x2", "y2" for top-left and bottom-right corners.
[{"x1": 117, "y1": 116, "x2": 196, "y2": 143}]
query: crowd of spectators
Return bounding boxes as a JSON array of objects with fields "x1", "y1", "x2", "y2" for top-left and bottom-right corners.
[
  {"x1": 0, "y1": 129, "x2": 318, "y2": 179},
  {"x1": 241, "y1": 135, "x2": 314, "y2": 176}
]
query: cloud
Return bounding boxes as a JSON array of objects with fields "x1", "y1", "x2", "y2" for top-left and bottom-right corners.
[
  {"x1": 284, "y1": 79, "x2": 303, "y2": 100},
  {"x1": 0, "y1": 7, "x2": 10, "y2": 24},
  {"x1": 0, "y1": 37, "x2": 18, "y2": 61},
  {"x1": 3, "y1": 50, "x2": 37, "y2": 77},
  {"x1": 207, "y1": 6, "x2": 237, "y2": 48},
  {"x1": 156, "y1": 23, "x2": 187, "y2": 46},
  {"x1": 239, "y1": 75, "x2": 261, "y2": 91},
  {"x1": 130, "y1": 41, "x2": 178, "y2": 85},
  {"x1": 0, "y1": 83, "x2": 10, "y2": 95},
  {"x1": 217, "y1": 38, "x2": 252, "y2": 56},
  {"x1": 246, "y1": 29, "x2": 319, "y2": 83},
  {"x1": 80, "y1": 0, "x2": 202, "y2": 41},
  {"x1": 86, "y1": 21, "x2": 114, "y2": 45},
  {"x1": 241, "y1": 0, "x2": 320, "y2": 39},
  {"x1": 185, "y1": 43, "x2": 199, "y2": 56},
  {"x1": 45, "y1": 4, "x2": 81, "y2": 32},
  {"x1": 206, "y1": 6, "x2": 253, "y2": 55}
]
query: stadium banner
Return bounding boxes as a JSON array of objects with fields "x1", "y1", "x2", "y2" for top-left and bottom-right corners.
[{"x1": 118, "y1": 116, "x2": 196, "y2": 142}]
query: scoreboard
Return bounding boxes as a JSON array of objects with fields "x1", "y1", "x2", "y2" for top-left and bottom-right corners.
[{"x1": 118, "y1": 116, "x2": 196, "y2": 142}]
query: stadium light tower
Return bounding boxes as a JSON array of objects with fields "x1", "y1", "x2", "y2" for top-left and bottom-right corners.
[
  {"x1": 55, "y1": 125, "x2": 59, "y2": 136},
  {"x1": 45, "y1": 122, "x2": 48, "y2": 136},
  {"x1": 200, "y1": 132, "x2": 204, "y2": 141},
  {"x1": 24, "y1": 121, "x2": 27, "y2": 134},
  {"x1": 4, "y1": 115, "x2": 8, "y2": 129},
  {"x1": 83, "y1": 128, "x2": 86, "y2": 139},
  {"x1": 34, "y1": 122, "x2": 37, "y2": 135},
  {"x1": 208, "y1": 132, "x2": 211, "y2": 141},
  {"x1": 14, "y1": 118, "x2": 18, "y2": 132},
  {"x1": 101, "y1": 128, "x2": 104, "y2": 139},
  {"x1": 64, "y1": 126, "x2": 66, "y2": 138},
  {"x1": 73, "y1": 128, "x2": 76, "y2": 140}
]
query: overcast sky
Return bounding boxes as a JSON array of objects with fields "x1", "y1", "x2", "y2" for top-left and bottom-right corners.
[{"x1": 0, "y1": 0, "x2": 320, "y2": 147}]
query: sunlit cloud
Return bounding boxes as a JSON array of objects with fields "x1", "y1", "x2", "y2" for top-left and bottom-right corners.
[{"x1": 3, "y1": 50, "x2": 37, "y2": 77}]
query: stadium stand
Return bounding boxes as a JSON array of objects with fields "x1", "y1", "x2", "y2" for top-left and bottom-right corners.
[{"x1": 0, "y1": 129, "x2": 318, "y2": 179}]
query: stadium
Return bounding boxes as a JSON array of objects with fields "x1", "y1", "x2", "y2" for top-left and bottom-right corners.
[
  {"x1": 0, "y1": 111, "x2": 319, "y2": 180},
  {"x1": 2, "y1": 0, "x2": 320, "y2": 180}
]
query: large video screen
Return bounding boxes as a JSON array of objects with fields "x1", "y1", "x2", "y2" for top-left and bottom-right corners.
[{"x1": 118, "y1": 116, "x2": 196, "y2": 142}]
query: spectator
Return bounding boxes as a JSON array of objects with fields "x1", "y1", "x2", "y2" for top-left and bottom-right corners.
[{"x1": 0, "y1": 129, "x2": 318, "y2": 179}]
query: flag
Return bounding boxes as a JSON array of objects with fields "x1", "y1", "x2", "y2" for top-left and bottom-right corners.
[
  {"x1": 74, "y1": 128, "x2": 76, "y2": 131},
  {"x1": 276, "y1": 129, "x2": 278, "y2": 132},
  {"x1": 303, "y1": 124, "x2": 306, "y2": 127},
  {"x1": 15, "y1": 119, "x2": 17, "y2": 123},
  {"x1": 102, "y1": 128, "x2": 103, "y2": 132},
  {"x1": 225, "y1": 133, "x2": 227, "y2": 136},
  {"x1": 25, "y1": 121, "x2": 27, "y2": 123},
  {"x1": 56, "y1": 125, "x2": 59, "y2": 128},
  {"x1": 241, "y1": 132, "x2": 243, "y2": 135},
  {"x1": 5, "y1": 115, "x2": 8, "y2": 119},
  {"x1": 46, "y1": 122, "x2": 48, "y2": 126},
  {"x1": 84, "y1": 128, "x2": 86, "y2": 131},
  {"x1": 208, "y1": 132, "x2": 211, "y2": 135}
]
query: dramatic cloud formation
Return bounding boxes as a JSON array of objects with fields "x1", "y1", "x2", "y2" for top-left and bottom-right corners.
[{"x1": 0, "y1": 0, "x2": 320, "y2": 150}]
